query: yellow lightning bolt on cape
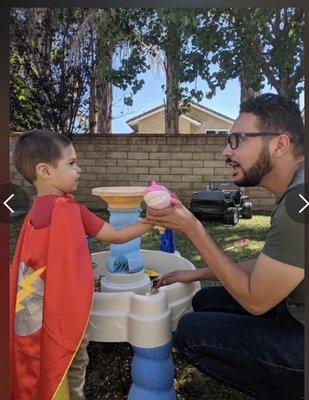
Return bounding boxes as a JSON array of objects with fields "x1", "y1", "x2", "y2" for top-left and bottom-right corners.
[{"x1": 15, "y1": 266, "x2": 46, "y2": 313}]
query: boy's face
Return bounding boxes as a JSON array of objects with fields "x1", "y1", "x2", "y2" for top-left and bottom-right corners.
[{"x1": 49, "y1": 144, "x2": 81, "y2": 194}]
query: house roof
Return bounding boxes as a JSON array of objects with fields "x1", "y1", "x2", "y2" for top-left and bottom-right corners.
[
  {"x1": 126, "y1": 101, "x2": 234, "y2": 130},
  {"x1": 189, "y1": 101, "x2": 234, "y2": 123}
]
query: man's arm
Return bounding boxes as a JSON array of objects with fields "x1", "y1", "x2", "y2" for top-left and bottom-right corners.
[
  {"x1": 155, "y1": 259, "x2": 256, "y2": 288},
  {"x1": 146, "y1": 204, "x2": 303, "y2": 314},
  {"x1": 95, "y1": 221, "x2": 154, "y2": 244},
  {"x1": 237, "y1": 259, "x2": 256, "y2": 274},
  {"x1": 187, "y1": 221, "x2": 303, "y2": 314}
]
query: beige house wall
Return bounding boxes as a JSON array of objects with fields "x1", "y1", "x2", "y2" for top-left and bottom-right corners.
[
  {"x1": 189, "y1": 107, "x2": 233, "y2": 133},
  {"x1": 179, "y1": 118, "x2": 191, "y2": 133},
  {"x1": 132, "y1": 106, "x2": 233, "y2": 134},
  {"x1": 10, "y1": 133, "x2": 276, "y2": 211},
  {"x1": 135, "y1": 111, "x2": 165, "y2": 133},
  {"x1": 134, "y1": 111, "x2": 191, "y2": 134}
]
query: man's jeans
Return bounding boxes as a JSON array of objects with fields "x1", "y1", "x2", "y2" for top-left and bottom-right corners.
[{"x1": 173, "y1": 286, "x2": 304, "y2": 400}]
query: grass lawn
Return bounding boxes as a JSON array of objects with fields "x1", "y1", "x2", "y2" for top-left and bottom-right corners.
[{"x1": 10, "y1": 211, "x2": 270, "y2": 400}]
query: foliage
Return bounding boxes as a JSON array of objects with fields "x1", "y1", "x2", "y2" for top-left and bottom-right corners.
[
  {"x1": 75, "y1": 9, "x2": 152, "y2": 100},
  {"x1": 10, "y1": 8, "x2": 93, "y2": 134},
  {"x1": 208, "y1": 8, "x2": 304, "y2": 99},
  {"x1": 77, "y1": 8, "x2": 233, "y2": 131},
  {"x1": 10, "y1": 7, "x2": 304, "y2": 133}
]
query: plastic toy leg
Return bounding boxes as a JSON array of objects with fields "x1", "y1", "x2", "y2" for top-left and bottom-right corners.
[
  {"x1": 107, "y1": 208, "x2": 144, "y2": 273},
  {"x1": 128, "y1": 341, "x2": 176, "y2": 400}
]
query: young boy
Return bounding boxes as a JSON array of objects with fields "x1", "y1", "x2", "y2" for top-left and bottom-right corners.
[{"x1": 10, "y1": 130, "x2": 154, "y2": 400}]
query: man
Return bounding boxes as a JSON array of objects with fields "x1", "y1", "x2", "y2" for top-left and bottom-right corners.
[{"x1": 146, "y1": 93, "x2": 304, "y2": 400}]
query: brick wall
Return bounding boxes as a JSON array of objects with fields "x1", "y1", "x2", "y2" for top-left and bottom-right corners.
[{"x1": 10, "y1": 133, "x2": 276, "y2": 211}]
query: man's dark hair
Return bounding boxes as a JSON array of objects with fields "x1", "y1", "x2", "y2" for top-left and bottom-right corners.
[
  {"x1": 240, "y1": 93, "x2": 304, "y2": 156},
  {"x1": 13, "y1": 130, "x2": 72, "y2": 184}
]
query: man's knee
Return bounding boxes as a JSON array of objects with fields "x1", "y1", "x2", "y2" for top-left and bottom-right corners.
[
  {"x1": 192, "y1": 285, "x2": 240, "y2": 312},
  {"x1": 192, "y1": 285, "x2": 224, "y2": 311},
  {"x1": 173, "y1": 312, "x2": 194, "y2": 351},
  {"x1": 192, "y1": 287, "x2": 208, "y2": 311}
]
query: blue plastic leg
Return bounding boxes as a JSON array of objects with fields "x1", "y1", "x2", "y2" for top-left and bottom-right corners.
[
  {"x1": 107, "y1": 207, "x2": 145, "y2": 273},
  {"x1": 128, "y1": 341, "x2": 176, "y2": 400}
]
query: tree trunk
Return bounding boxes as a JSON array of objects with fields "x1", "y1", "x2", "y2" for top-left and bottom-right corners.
[
  {"x1": 95, "y1": 44, "x2": 113, "y2": 134},
  {"x1": 89, "y1": 73, "x2": 96, "y2": 134},
  {"x1": 165, "y1": 54, "x2": 179, "y2": 134},
  {"x1": 88, "y1": 30, "x2": 96, "y2": 135},
  {"x1": 165, "y1": 24, "x2": 180, "y2": 134},
  {"x1": 239, "y1": 74, "x2": 261, "y2": 103},
  {"x1": 96, "y1": 81, "x2": 112, "y2": 134},
  {"x1": 33, "y1": 9, "x2": 54, "y2": 129},
  {"x1": 34, "y1": 8, "x2": 52, "y2": 76}
]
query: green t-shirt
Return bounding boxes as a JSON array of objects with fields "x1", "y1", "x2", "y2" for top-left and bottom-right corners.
[{"x1": 262, "y1": 162, "x2": 304, "y2": 324}]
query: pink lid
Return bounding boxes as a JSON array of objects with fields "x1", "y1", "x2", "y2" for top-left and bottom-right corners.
[{"x1": 143, "y1": 181, "x2": 179, "y2": 205}]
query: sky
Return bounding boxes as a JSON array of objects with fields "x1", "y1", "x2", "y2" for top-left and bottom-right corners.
[{"x1": 112, "y1": 69, "x2": 304, "y2": 133}]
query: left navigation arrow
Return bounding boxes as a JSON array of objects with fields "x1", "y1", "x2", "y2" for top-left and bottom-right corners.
[{"x1": 3, "y1": 194, "x2": 14, "y2": 213}]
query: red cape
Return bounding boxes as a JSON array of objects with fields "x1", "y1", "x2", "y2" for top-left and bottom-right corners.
[{"x1": 10, "y1": 196, "x2": 93, "y2": 400}]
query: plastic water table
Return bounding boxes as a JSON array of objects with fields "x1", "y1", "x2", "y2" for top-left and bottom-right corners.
[{"x1": 89, "y1": 187, "x2": 200, "y2": 399}]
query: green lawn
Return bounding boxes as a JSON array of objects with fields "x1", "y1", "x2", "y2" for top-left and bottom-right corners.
[{"x1": 10, "y1": 211, "x2": 270, "y2": 400}]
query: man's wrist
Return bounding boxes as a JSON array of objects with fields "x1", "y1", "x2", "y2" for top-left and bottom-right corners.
[
  {"x1": 195, "y1": 267, "x2": 215, "y2": 281},
  {"x1": 185, "y1": 217, "x2": 204, "y2": 239}
]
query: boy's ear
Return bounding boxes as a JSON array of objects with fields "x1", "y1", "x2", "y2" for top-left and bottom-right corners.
[{"x1": 36, "y1": 163, "x2": 52, "y2": 179}]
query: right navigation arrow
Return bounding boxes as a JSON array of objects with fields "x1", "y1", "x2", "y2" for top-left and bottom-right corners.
[{"x1": 298, "y1": 194, "x2": 309, "y2": 214}]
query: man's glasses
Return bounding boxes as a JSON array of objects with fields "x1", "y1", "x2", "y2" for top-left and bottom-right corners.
[{"x1": 227, "y1": 132, "x2": 292, "y2": 150}]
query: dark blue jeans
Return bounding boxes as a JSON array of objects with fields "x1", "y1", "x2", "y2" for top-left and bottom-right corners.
[{"x1": 173, "y1": 286, "x2": 304, "y2": 400}]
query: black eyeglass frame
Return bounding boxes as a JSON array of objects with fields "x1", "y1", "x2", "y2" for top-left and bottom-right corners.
[{"x1": 227, "y1": 132, "x2": 294, "y2": 150}]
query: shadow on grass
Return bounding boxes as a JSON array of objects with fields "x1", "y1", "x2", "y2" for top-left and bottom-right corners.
[{"x1": 85, "y1": 342, "x2": 252, "y2": 400}]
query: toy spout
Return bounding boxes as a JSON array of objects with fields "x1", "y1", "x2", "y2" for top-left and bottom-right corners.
[{"x1": 107, "y1": 250, "x2": 144, "y2": 274}]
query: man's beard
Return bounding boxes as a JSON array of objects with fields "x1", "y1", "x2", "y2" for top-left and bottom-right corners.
[{"x1": 233, "y1": 145, "x2": 273, "y2": 187}]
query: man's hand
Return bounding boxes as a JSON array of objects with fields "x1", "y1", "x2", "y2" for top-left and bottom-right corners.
[
  {"x1": 155, "y1": 267, "x2": 216, "y2": 288},
  {"x1": 145, "y1": 201, "x2": 201, "y2": 236},
  {"x1": 155, "y1": 270, "x2": 201, "y2": 288}
]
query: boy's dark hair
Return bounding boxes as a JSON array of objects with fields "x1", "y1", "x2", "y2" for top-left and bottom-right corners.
[
  {"x1": 240, "y1": 93, "x2": 304, "y2": 156},
  {"x1": 13, "y1": 130, "x2": 72, "y2": 184}
]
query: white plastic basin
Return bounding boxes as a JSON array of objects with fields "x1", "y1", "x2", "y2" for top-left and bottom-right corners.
[{"x1": 89, "y1": 250, "x2": 200, "y2": 348}]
